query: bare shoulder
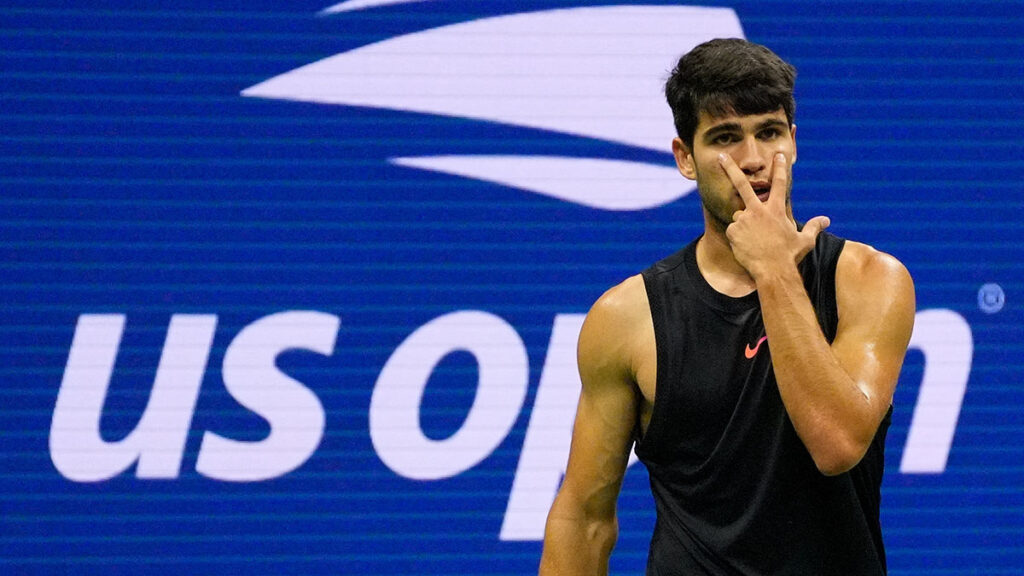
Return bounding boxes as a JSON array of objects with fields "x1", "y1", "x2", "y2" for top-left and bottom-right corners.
[
  {"x1": 578, "y1": 274, "x2": 654, "y2": 383},
  {"x1": 590, "y1": 274, "x2": 649, "y2": 321},
  {"x1": 835, "y1": 240, "x2": 916, "y2": 338},
  {"x1": 837, "y1": 240, "x2": 914, "y2": 292},
  {"x1": 582, "y1": 274, "x2": 651, "y2": 343}
]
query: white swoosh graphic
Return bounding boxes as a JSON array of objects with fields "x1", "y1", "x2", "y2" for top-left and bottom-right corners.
[
  {"x1": 245, "y1": 6, "x2": 742, "y2": 151},
  {"x1": 393, "y1": 155, "x2": 691, "y2": 211},
  {"x1": 320, "y1": 0, "x2": 432, "y2": 15},
  {"x1": 243, "y1": 5, "x2": 742, "y2": 210}
]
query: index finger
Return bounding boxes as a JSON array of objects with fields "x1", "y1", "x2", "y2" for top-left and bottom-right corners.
[
  {"x1": 717, "y1": 153, "x2": 760, "y2": 209},
  {"x1": 768, "y1": 153, "x2": 789, "y2": 211}
]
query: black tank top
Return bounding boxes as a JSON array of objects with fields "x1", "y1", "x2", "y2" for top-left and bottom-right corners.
[{"x1": 637, "y1": 231, "x2": 889, "y2": 575}]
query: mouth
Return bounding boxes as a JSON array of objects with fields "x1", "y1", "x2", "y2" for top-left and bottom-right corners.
[{"x1": 750, "y1": 182, "x2": 771, "y2": 202}]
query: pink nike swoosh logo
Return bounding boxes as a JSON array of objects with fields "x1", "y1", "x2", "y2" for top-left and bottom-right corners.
[{"x1": 744, "y1": 336, "x2": 768, "y2": 359}]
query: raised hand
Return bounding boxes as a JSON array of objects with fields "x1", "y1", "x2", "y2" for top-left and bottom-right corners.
[{"x1": 718, "y1": 152, "x2": 830, "y2": 280}]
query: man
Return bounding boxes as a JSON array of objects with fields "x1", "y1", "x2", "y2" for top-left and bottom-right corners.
[{"x1": 539, "y1": 38, "x2": 915, "y2": 575}]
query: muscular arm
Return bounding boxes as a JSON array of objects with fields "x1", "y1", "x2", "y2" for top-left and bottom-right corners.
[
  {"x1": 722, "y1": 152, "x2": 915, "y2": 475},
  {"x1": 754, "y1": 244, "x2": 914, "y2": 474},
  {"x1": 539, "y1": 276, "x2": 649, "y2": 575}
]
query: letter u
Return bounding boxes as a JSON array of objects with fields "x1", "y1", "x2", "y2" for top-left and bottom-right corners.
[{"x1": 49, "y1": 314, "x2": 216, "y2": 481}]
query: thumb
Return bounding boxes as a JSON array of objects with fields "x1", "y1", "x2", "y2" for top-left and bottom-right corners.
[
  {"x1": 796, "y1": 216, "x2": 831, "y2": 263},
  {"x1": 802, "y1": 215, "x2": 831, "y2": 240}
]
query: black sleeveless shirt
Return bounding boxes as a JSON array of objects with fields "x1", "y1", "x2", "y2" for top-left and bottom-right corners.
[{"x1": 636, "y1": 231, "x2": 889, "y2": 575}]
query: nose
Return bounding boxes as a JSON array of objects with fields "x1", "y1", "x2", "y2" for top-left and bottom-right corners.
[{"x1": 733, "y1": 136, "x2": 766, "y2": 176}]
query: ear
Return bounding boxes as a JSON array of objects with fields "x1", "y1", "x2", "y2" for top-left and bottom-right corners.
[{"x1": 672, "y1": 137, "x2": 697, "y2": 180}]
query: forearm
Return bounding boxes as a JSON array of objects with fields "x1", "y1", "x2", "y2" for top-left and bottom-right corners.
[
  {"x1": 539, "y1": 497, "x2": 617, "y2": 576},
  {"x1": 755, "y1": 264, "x2": 875, "y2": 474}
]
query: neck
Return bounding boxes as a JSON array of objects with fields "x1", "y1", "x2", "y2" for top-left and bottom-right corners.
[{"x1": 696, "y1": 213, "x2": 757, "y2": 297}]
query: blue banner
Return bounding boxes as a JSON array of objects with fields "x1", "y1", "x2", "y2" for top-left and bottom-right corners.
[{"x1": 2, "y1": 1, "x2": 1022, "y2": 574}]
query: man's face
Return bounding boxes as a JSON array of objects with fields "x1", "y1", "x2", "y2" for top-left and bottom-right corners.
[{"x1": 672, "y1": 108, "x2": 797, "y2": 232}]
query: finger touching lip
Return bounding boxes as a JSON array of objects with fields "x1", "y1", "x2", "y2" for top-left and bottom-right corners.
[{"x1": 750, "y1": 183, "x2": 771, "y2": 202}]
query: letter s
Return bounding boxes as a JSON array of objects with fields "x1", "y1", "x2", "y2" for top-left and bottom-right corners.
[{"x1": 195, "y1": 311, "x2": 339, "y2": 482}]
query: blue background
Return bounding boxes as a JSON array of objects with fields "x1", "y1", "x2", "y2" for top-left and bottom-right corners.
[{"x1": 2, "y1": 1, "x2": 1022, "y2": 574}]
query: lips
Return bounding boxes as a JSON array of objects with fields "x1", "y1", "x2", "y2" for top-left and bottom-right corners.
[{"x1": 750, "y1": 182, "x2": 771, "y2": 202}]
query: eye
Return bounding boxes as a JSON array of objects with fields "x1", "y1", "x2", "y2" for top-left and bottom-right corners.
[
  {"x1": 758, "y1": 127, "x2": 782, "y2": 140},
  {"x1": 711, "y1": 133, "x2": 738, "y2": 146}
]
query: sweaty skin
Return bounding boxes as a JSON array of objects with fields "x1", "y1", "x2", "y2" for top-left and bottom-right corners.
[
  {"x1": 539, "y1": 109, "x2": 914, "y2": 575},
  {"x1": 718, "y1": 149, "x2": 913, "y2": 474},
  {"x1": 539, "y1": 272, "x2": 654, "y2": 576}
]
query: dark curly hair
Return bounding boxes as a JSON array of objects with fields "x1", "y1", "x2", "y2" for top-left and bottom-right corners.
[{"x1": 665, "y1": 38, "x2": 796, "y2": 149}]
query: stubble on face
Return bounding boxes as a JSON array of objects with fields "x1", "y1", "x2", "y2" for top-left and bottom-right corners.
[
  {"x1": 693, "y1": 162, "x2": 738, "y2": 233},
  {"x1": 693, "y1": 157, "x2": 794, "y2": 234}
]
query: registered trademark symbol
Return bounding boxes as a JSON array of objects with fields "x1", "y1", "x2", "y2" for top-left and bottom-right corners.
[{"x1": 977, "y1": 283, "x2": 1005, "y2": 314}]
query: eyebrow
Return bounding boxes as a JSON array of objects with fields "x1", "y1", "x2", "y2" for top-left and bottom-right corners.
[
  {"x1": 701, "y1": 122, "x2": 742, "y2": 142},
  {"x1": 701, "y1": 118, "x2": 789, "y2": 143}
]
